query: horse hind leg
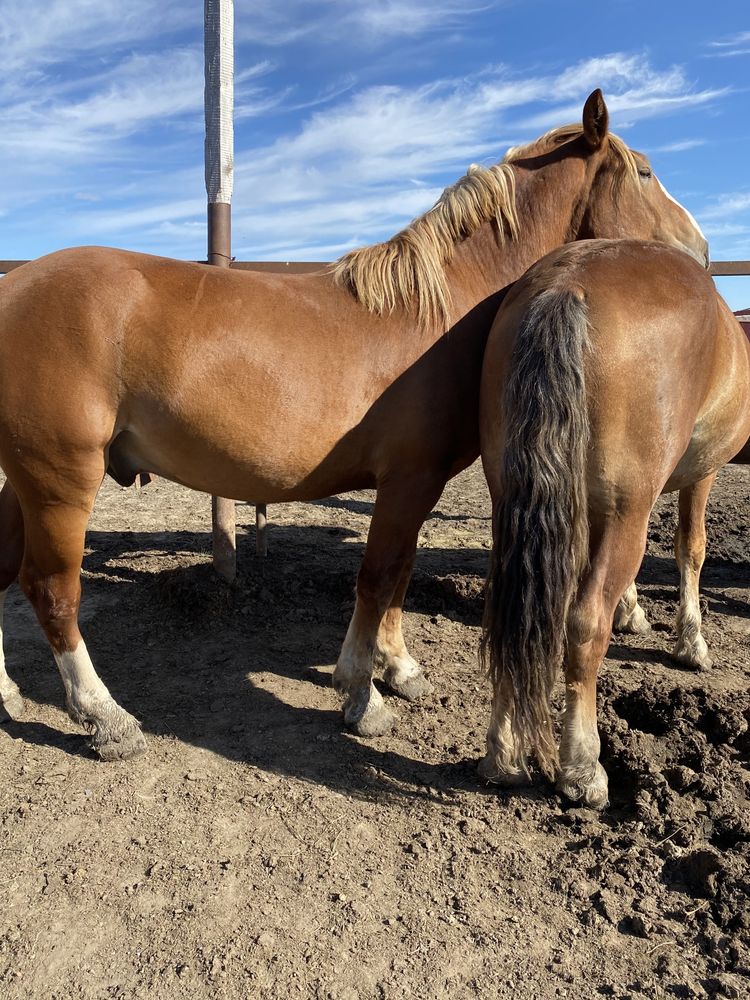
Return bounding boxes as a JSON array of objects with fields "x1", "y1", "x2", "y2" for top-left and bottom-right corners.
[
  {"x1": 559, "y1": 508, "x2": 652, "y2": 809},
  {"x1": 672, "y1": 475, "x2": 714, "y2": 670},
  {"x1": 0, "y1": 481, "x2": 25, "y2": 720},
  {"x1": 613, "y1": 580, "x2": 651, "y2": 634},
  {"x1": 375, "y1": 553, "x2": 434, "y2": 702},
  {"x1": 18, "y1": 481, "x2": 146, "y2": 760}
]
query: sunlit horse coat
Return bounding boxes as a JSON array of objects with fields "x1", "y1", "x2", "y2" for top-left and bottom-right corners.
[
  {"x1": 0, "y1": 92, "x2": 708, "y2": 760},
  {"x1": 479, "y1": 239, "x2": 749, "y2": 808}
]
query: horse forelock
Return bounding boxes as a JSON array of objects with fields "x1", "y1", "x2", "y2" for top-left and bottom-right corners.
[{"x1": 333, "y1": 162, "x2": 519, "y2": 329}]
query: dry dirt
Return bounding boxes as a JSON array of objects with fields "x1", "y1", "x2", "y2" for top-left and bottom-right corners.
[{"x1": 0, "y1": 462, "x2": 748, "y2": 1000}]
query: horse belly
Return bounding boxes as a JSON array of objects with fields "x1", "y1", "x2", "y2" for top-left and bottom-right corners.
[{"x1": 114, "y1": 393, "x2": 375, "y2": 502}]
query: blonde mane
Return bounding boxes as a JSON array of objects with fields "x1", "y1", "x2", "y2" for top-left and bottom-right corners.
[
  {"x1": 334, "y1": 125, "x2": 639, "y2": 328},
  {"x1": 333, "y1": 162, "x2": 518, "y2": 329}
]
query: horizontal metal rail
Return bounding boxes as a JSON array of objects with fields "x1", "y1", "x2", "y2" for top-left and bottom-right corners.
[
  {"x1": 1, "y1": 259, "x2": 749, "y2": 276},
  {"x1": 0, "y1": 259, "x2": 327, "y2": 274}
]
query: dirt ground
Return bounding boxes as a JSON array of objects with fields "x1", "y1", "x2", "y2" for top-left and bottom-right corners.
[{"x1": 0, "y1": 461, "x2": 748, "y2": 1000}]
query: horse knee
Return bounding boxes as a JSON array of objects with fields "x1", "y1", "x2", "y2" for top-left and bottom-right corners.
[{"x1": 19, "y1": 567, "x2": 81, "y2": 648}]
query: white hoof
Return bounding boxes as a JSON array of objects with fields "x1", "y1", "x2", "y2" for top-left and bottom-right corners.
[{"x1": 557, "y1": 762, "x2": 609, "y2": 810}]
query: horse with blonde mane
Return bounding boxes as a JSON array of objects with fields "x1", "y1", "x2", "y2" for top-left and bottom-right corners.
[
  {"x1": 479, "y1": 239, "x2": 750, "y2": 808},
  {"x1": 0, "y1": 91, "x2": 707, "y2": 760}
]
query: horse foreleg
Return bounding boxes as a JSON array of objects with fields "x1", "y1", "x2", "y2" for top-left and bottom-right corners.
[
  {"x1": 333, "y1": 478, "x2": 442, "y2": 737},
  {"x1": 18, "y1": 495, "x2": 146, "y2": 760},
  {"x1": 672, "y1": 475, "x2": 714, "y2": 670},
  {"x1": 375, "y1": 552, "x2": 434, "y2": 702},
  {"x1": 613, "y1": 580, "x2": 651, "y2": 634},
  {"x1": 0, "y1": 482, "x2": 25, "y2": 720},
  {"x1": 559, "y1": 510, "x2": 651, "y2": 809}
]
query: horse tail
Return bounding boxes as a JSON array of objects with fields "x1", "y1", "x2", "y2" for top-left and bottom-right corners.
[{"x1": 480, "y1": 287, "x2": 590, "y2": 779}]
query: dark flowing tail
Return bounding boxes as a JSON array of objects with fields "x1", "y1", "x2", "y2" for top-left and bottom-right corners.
[{"x1": 480, "y1": 288, "x2": 590, "y2": 779}]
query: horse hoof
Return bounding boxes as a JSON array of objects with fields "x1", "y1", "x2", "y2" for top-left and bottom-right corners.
[
  {"x1": 557, "y1": 763, "x2": 609, "y2": 810},
  {"x1": 614, "y1": 606, "x2": 651, "y2": 635},
  {"x1": 477, "y1": 752, "x2": 528, "y2": 787},
  {"x1": 91, "y1": 715, "x2": 147, "y2": 761},
  {"x1": 384, "y1": 669, "x2": 434, "y2": 703},
  {"x1": 672, "y1": 641, "x2": 712, "y2": 672},
  {"x1": 343, "y1": 696, "x2": 396, "y2": 738},
  {"x1": 1, "y1": 684, "x2": 25, "y2": 721}
]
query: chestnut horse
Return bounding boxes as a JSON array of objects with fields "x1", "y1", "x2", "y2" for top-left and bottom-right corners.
[
  {"x1": 614, "y1": 325, "x2": 750, "y2": 669},
  {"x1": 479, "y1": 239, "x2": 750, "y2": 808},
  {"x1": 0, "y1": 92, "x2": 707, "y2": 760}
]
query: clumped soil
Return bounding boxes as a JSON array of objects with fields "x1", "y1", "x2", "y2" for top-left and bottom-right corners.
[{"x1": 0, "y1": 462, "x2": 748, "y2": 1000}]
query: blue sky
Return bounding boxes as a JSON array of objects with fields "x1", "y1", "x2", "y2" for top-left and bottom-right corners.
[{"x1": 2, "y1": 1, "x2": 749, "y2": 307}]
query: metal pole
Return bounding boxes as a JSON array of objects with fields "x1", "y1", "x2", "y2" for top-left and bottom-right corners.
[
  {"x1": 205, "y1": 0, "x2": 236, "y2": 582},
  {"x1": 256, "y1": 503, "x2": 268, "y2": 557}
]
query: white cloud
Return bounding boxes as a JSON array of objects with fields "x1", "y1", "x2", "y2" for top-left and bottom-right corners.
[
  {"x1": 651, "y1": 139, "x2": 706, "y2": 153},
  {"x1": 0, "y1": 19, "x2": 731, "y2": 263},
  {"x1": 701, "y1": 193, "x2": 750, "y2": 220},
  {"x1": 233, "y1": 1, "x2": 499, "y2": 46},
  {"x1": 70, "y1": 52, "x2": 726, "y2": 259},
  {"x1": 0, "y1": 1, "x2": 197, "y2": 77}
]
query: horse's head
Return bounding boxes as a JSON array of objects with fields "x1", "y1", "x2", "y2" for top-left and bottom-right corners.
[{"x1": 509, "y1": 90, "x2": 709, "y2": 268}]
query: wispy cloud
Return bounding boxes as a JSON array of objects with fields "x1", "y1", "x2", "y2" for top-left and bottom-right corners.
[
  {"x1": 707, "y1": 30, "x2": 750, "y2": 57},
  {"x1": 233, "y1": 1, "x2": 499, "y2": 46},
  {"x1": 701, "y1": 192, "x2": 750, "y2": 220},
  {"x1": 0, "y1": 1, "x2": 197, "y2": 77},
  {"x1": 68, "y1": 52, "x2": 724, "y2": 260},
  {"x1": 0, "y1": 2, "x2": 731, "y2": 266},
  {"x1": 698, "y1": 190, "x2": 750, "y2": 259},
  {"x1": 519, "y1": 55, "x2": 726, "y2": 129},
  {"x1": 651, "y1": 139, "x2": 706, "y2": 153}
]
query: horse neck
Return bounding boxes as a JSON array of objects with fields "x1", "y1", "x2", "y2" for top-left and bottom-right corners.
[{"x1": 447, "y1": 161, "x2": 582, "y2": 317}]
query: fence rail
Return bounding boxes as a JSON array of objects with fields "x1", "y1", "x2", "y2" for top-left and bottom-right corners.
[
  {"x1": 0, "y1": 260, "x2": 329, "y2": 274},
  {"x1": 2, "y1": 259, "x2": 750, "y2": 277}
]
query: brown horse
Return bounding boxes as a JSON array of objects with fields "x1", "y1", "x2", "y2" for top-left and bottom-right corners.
[
  {"x1": 0, "y1": 91, "x2": 708, "y2": 761},
  {"x1": 613, "y1": 326, "x2": 750, "y2": 668},
  {"x1": 479, "y1": 239, "x2": 750, "y2": 809}
]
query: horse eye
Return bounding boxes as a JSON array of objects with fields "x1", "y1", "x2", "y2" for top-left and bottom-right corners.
[{"x1": 638, "y1": 167, "x2": 652, "y2": 180}]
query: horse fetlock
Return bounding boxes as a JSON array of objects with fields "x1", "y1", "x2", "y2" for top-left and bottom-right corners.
[
  {"x1": 343, "y1": 684, "x2": 396, "y2": 737},
  {"x1": 332, "y1": 659, "x2": 355, "y2": 696},
  {"x1": 477, "y1": 749, "x2": 528, "y2": 787},
  {"x1": 0, "y1": 678, "x2": 25, "y2": 721},
  {"x1": 556, "y1": 761, "x2": 609, "y2": 810}
]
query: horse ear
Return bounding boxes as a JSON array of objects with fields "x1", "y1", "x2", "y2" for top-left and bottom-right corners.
[{"x1": 582, "y1": 89, "x2": 609, "y2": 149}]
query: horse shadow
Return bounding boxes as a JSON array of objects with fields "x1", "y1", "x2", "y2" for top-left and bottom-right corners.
[
  {"x1": 3, "y1": 522, "x2": 746, "y2": 806},
  {"x1": 1, "y1": 523, "x2": 491, "y2": 805}
]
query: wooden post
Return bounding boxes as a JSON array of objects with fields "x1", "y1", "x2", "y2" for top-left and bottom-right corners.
[{"x1": 205, "y1": 0, "x2": 236, "y2": 581}]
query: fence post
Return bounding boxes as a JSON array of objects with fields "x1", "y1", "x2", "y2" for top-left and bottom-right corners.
[{"x1": 205, "y1": 0, "x2": 237, "y2": 582}]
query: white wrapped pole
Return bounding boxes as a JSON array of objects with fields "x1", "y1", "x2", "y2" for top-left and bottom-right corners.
[
  {"x1": 205, "y1": 0, "x2": 237, "y2": 580},
  {"x1": 205, "y1": 0, "x2": 234, "y2": 209}
]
